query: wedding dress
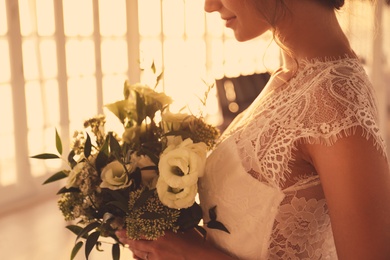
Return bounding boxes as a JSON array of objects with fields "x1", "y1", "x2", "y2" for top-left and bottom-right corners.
[{"x1": 198, "y1": 56, "x2": 388, "y2": 259}]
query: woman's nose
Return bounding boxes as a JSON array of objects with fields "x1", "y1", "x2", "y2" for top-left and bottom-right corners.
[{"x1": 204, "y1": 0, "x2": 222, "y2": 13}]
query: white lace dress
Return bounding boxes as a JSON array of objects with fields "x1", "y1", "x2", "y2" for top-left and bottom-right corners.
[{"x1": 198, "y1": 56, "x2": 387, "y2": 259}]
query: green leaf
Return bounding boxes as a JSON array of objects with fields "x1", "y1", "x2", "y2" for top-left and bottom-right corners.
[
  {"x1": 206, "y1": 220, "x2": 230, "y2": 234},
  {"x1": 106, "y1": 201, "x2": 128, "y2": 213},
  {"x1": 30, "y1": 153, "x2": 60, "y2": 159},
  {"x1": 135, "y1": 92, "x2": 146, "y2": 125},
  {"x1": 194, "y1": 225, "x2": 207, "y2": 240},
  {"x1": 109, "y1": 133, "x2": 122, "y2": 156},
  {"x1": 70, "y1": 241, "x2": 83, "y2": 260},
  {"x1": 42, "y1": 171, "x2": 68, "y2": 185},
  {"x1": 105, "y1": 100, "x2": 130, "y2": 124},
  {"x1": 155, "y1": 71, "x2": 164, "y2": 87},
  {"x1": 209, "y1": 206, "x2": 217, "y2": 221},
  {"x1": 68, "y1": 150, "x2": 77, "y2": 168},
  {"x1": 84, "y1": 133, "x2": 92, "y2": 158},
  {"x1": 76, "y1": 222, "x2": 100, "y2": 241},
  {"x1": 112, "y1": 243, "x2": 120, "y2": 260},
  {"x1": 85, "y1": 231, "x2": 100, "y2": 259},
  {"x1": 95, "y1": 135, "x2": 110, "y2": 171},
  {"x1": 57, "y1": 186, "x2": 80, "y2": 195},
  {"x1": 55, "y1": 129, "x2": 63, "y2": 155},
  {"x1": 66, "y1": 225, "x2": 88, "y2": 239}
]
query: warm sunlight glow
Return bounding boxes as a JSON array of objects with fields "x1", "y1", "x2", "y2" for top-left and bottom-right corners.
[
  {"x1": 63, "y1": 0, "x2": 93, "y2": 36},
  {"x1": 0, "y1": 0, "x2": 7, "y2": 35},
  {"x1": 67, "y1": 76, "x2": 98, "y2": 126},
  {"x1": 36, "y1": 0, "x2": 55, "y2": 36},
  {"x1": 40, "y1": 40, "x2": 58, "y2": 78},
  {"x1": 162, "y1": 0, "x2": 185, "y2": 36},
  {"x1": 18, "y1": 0, "x2": 34, "y2": 36},
  {"x1": 0, "y1": 40, "x2": 10, "y2": 82},
  {"x1": 22, "y1": 39, "x2": 39, "y2": 80},
  {"x1": 138, "y1": 0, "x2": 161, "y2": 36},
  {"x1": 66, "y1": 39, "x2": 95, "y2": 76},
  {"x1": 99, "y1": 0, "x2": 127, "y2": 36},
  {"x1": 25, "y1": 81, "x2": 45, "y2": 129},
  {"x1": 185, "y1": 0, "x2": 205, "y2": 37},
  {"x1": 0, "y1": 84, "x2": 16, "y2": 186},
  {"x1": 101, "y1": 39, "x2": 128, "y2": 74},
  {"x1": 102, "y1": 75, "x2": 127, "y2": 104}
]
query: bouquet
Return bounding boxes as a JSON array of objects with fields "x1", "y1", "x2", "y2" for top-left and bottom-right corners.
[{"x1": 32, "y1": 77, "x2": 227, "y2": 259}]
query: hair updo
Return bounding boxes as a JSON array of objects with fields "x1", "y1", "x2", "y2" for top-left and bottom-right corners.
[{"x1": 324, "y1": 0, "x2": 345, "y2": 10}]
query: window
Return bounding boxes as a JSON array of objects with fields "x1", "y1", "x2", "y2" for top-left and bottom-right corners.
[{"x1": 0, "y1": 0, "x2": 388, "y2": 212}]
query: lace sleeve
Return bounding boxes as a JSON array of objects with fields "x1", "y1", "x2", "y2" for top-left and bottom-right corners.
[{"x1": 294, "y1": 63, "x2": 387, "y2": 156}]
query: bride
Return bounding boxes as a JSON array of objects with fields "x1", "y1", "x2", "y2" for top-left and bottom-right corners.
[{"x1": 117, "y1": 0, "x2": 390, "y2": 259}]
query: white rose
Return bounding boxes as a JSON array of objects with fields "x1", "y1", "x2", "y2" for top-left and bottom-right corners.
[
  {"x1": 66, "y1": 162, "x2": 86, "y2": 188},
  {"x1": 158, "y1": 138, "x2": 207, "y2": 189},
  {"x1": 100, "y1": 161, "x2": 133, "y2": 190},
  {"x1": 156, "y1": 177, "x2": 197, "y2": 209}
]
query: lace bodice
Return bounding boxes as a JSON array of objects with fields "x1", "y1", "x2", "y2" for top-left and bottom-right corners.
[{"x1": 198, "y1": 56, "x2": 387, "y2": 259}]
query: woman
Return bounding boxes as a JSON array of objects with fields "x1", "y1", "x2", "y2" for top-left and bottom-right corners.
[{"x1": 117, "y1": 0, "x2": 390, "y2": 259}]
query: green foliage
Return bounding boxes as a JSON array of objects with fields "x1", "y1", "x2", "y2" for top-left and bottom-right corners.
[
  {"x1": 206, "y1": 206, "x2": 230, "y2": 234},
  {"x1": 70, "y1": 241, "x2": 83, "y2": 260},
  {"x1": 55, "y1": 128, "x2": 63, "y2": 155},
  {"x1": 42, "y1": 171, "x2": 68, "y2": 185}
]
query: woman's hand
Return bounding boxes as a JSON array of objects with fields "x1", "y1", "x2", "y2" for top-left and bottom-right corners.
[{"x1": 115, "y1": 228, "x2": 235, "y2": 260}]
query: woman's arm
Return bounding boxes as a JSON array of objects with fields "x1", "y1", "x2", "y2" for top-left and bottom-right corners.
[
  {"x1": 303, "y1": 130, "x2": 390, "y2": 259},
  {"x1": 116, "y1": 228, "x2": 236, "y2": 260}
]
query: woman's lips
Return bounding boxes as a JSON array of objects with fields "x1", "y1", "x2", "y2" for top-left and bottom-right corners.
[{"x1": 223, "y1": 17, "x2": 236, "y2": 28}]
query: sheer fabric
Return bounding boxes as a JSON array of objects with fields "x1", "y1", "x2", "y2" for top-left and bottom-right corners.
[{"x1": 198, "y1": 56, "x2": 387, "y2": 259}]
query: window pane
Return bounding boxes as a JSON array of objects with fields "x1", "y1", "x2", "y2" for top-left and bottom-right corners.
[
  {"x1": 19, "y1": 0, "x2": 35, "y2": 36},
  {"x1": 139, "y1": 39, "x2": 162, "y2": 70},
  {"x1": 36, "y1": 0, "x2": 55, "y2": 36},
  {"x1": 66, "y1": 39, "x2": 95, "y2": 76},
  {"x1": 25, "y1": 79, "x2": 59, "y2": 129},
  {"x1": 102, "y1": 75, "x2": 127, "y2": 104},
  {"x1": 63, "y1": 0, "x2": 93, "y2": 36},
  {"x1": 185, "y1": 0, "x2": 205, "y2": 37},
  {"x1": 0, "y1": 40, "x2": 10, "y2": 82},
  {"x1": 0, "y1": 84, "x2": 16, "y2": 186},
  {"x1": 68, "y1": 76, "x2": 98, "y2": 127},
  {"x1": 99, "y1": 0, "x2": 126, "y2": 36},
  {"x1": 25, "y1": 81, "x2": 44, "y2": 129},
  {"x1": 22, "y1": 39, "x2": 39, "y2": 80},
  {"x1": 0, "y1": 0, "x2": 7, "y2": 35},
  {"x1": 162, "y1": 0, "x2": 184, "y2": 37},
  {"x1": 101, "y1": 39, "x2": 128, "y2": 74},
  {"x1": 29, "y1": 127, "x2": 62, "y2": 178},
  {"x1": 138, "y1": 0, "x2": 161, "y2": 36},
  {"x1": 206, "y1": 13, "x2": 223, "y2": 37},
  {"x1": 40, "y1": 39, "x2": 57, "y2": 78}
]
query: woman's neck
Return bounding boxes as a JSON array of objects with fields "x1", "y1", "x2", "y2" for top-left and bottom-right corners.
[{"x1": 274, "y1": 0, "x2": 355, "y2": 70}]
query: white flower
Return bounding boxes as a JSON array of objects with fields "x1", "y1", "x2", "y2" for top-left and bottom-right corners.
[
  {"x1": 156, "y1": 177, "x2": 197, "y2": 209},
  {"x1": 158, "y1": 138, "x2": 207, "y2": 189},
  {"x1": 66, "y1": 162, "x2": 86, "y2": 188},
  {"x1": 122, "y1": 124, "x2": 146, "y2": 144},
  {"x1": 100, "y1": 160, "x2": 134, "y2": 190},
  {"x1": 161, "y1": 111, "x2": 196, "y2": 132}
]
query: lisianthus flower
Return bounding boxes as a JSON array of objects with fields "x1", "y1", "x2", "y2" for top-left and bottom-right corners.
[
  {"x1": 158, "y1": 138, "x2": 207, "y2": 189},
  {"x1": 129, "y1": 83, "x2": 172, "y2": 107},
  {"x1": 100, "y1": 160, "x2": 135, "y2": 190},
  {"x1": 161, "y1": 111, "x2": 196, "y2": 132},
  {"x1": 156, "y1": 177, "x2": 197, "y2": 209},
  {"x1": 66, "y1": 162, "x2": 86, "y2": 188}
]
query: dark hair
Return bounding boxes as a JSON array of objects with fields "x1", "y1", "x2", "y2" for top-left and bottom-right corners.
[{"x1": 324, "y1": 0, "x2": 345, "y2": 10}]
